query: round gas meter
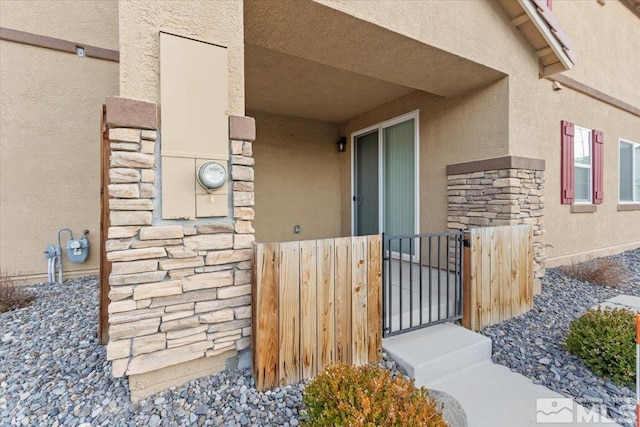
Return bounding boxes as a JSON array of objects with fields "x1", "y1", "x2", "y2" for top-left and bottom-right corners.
[{"x1": 197, "y1": 161, "x2": 227, "y2": 191}]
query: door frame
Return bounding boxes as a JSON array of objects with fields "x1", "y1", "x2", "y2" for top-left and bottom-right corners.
[{"x1": 350, "y1": 110, "x2": 420, "y2": 237}]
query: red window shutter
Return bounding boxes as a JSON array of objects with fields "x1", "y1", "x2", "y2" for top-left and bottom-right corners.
[
  {"x1": 547, "y1": 0, "x2": 552, "y2": 10},
  {"x1": 561, "y1": 120, "x2": 575, "y2": 204},
  {"x1": 592, "y1": 129, "x2": 604, "y2": 204}
]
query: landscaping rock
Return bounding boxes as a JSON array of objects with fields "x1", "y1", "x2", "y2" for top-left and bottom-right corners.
[
  {"x1": 3, "y1": 248, "x2": 637, "y2": 426},
  {"x1": 429, "y1": 389, "x2": 468, "y2": 427}
]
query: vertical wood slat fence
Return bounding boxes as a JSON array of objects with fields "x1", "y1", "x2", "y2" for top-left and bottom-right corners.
[
  {"x1": 462, "y1": 224, "x2": 534, "y2": 331},
  {"x1": 252, "y1": 235, "x2": 382, "y2": 391}
]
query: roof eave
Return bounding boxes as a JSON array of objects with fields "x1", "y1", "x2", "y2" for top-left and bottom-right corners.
[{"x1": 518, "y1": 0, "x2": 574, "y2": 76}]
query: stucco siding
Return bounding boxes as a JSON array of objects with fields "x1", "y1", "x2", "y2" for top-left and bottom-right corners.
[
  {"x1": 552, "y1": 0, "x2": 640, "y2": 109},
  {"x1": 541, "y1": 88, "x2": 640, "y2": 264},
  {"x1": 118, "y1": 0, "x2": 244, "y2": 115},
  {"x1": 313, "y1": 0, "x2": 532, "y2": 76},
  {"x1": 251, "y1": 110, "x2": 342, "y2": 244},
  {"x1": 0, "y1": 1, "x2": 118, "y2": 282},
  {"x1": 0, "y1": 0, "x2": 118, "y2": 50}
]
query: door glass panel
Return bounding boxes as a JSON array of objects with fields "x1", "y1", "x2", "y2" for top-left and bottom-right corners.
[
  {"x1": 355, "y1": 131, "x2": 379, "y2": 236},
  {"x1": 383, "y1": 119, "x2": 415, "y2": 254}
]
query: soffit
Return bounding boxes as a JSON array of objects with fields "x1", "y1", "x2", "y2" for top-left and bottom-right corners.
[
  {"x1": 244, "y1": 0, "x2": 506, "y2": 99},
  {"x1": 498, "y1": 0, "x2": 576, "y2": 77},
  {"x1": 245, "y1": 44, "x2": 416, "y2": 123}
]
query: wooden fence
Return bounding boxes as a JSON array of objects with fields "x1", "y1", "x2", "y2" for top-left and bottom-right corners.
[
  {"x1": 252, "y1": 235, "x2": 382, "y2": 391},
  {"x1": 462, "y1": 225, "x2": 533, "y2": 331}
]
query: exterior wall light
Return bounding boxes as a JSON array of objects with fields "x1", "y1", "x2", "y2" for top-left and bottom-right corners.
[{"x1": 337, "y1": 136, "x2": 347, "y2": 152}]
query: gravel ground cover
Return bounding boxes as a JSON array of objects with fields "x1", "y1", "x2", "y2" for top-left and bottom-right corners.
[
  {"x1": 0, "y1": 277, "x2": 401, "y2": 426},
  {"x1": 2, "y1": 249, "x2": 639, "y2": 426},
  {"x1": 482, "y1": 248, "x2": 640, "y2": 427}
]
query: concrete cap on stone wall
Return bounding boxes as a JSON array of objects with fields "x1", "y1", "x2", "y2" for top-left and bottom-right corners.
[
  {"x1": 229, "y1": 116, "x2": 256, "y2": 142},
  {"x1": 106, "y1": 96, "x2": 158, "y2": 130}
]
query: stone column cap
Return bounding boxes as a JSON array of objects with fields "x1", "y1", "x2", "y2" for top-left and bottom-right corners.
[
  {"x1": 229, "y1": 115, "x2": 256, "y2": 142},
  {"x1": 447, "y1": 155, "x2": 545, "y2": 175},
  {"x1": 106, "y1": 96, "x2": 158, "y2": 130}
]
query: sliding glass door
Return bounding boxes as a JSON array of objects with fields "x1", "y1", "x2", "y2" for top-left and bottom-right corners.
[
  {"x1": 353, "y1": 112, "x2": 417, "y2": 247},
  {"x1": 354, "y1": 130, "x2": 379, "y2": 237},
  {"x1": 383, "y1": 119, "x2": 416, "y2": 240}
]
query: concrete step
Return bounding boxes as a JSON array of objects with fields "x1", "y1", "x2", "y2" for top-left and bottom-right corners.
[
  {"x1": 382, "y1": 322, "x2": 492, "y2": 384},
  {"x1": 383, "y1": 324, "x2": 622, "y2": 426}
]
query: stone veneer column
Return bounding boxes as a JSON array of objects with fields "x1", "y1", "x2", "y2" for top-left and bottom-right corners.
[
  {"x1": 103, "y1": 96, "x2": 255, "y2": 397},
  {"x1": 446, "y1": 156, "x2": 545, "y2": 292}
]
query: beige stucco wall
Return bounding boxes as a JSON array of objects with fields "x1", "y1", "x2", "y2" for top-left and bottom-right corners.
[
  {"x1": 553, "y1": 0, "x2": 640, "y2": 109},
  {"x1": 540, "y1": 87, "x2": 640, "y2": 265},
  {"x1": 118, "y1": 0, "x2": 244, "y2": 116},
  {"x1": 250, "y1": 78, "x2": 510, "y2": 245},
  {"x1": 508, "y1": 0, "x2": 640, "y2": 160},
  {"x1": 251, "y1": 110, "x2": 343, "y2": 243},
  {"x1": 315, "y1": 0, "x2": 640, "y2": 262},
  {"x1": 315, "y1": 0, "x2": 639, "y2": 108},
  {"x1": 505, "y1": 0, "x2": 640, "y2": 262},
  {"x1": 338, "y1": 79, "x2": 510, "y2": 237},
  {"x1": 0, "y1": 1, "x2": 118, "y2": 282},
  {"x1": 0, "y1": 0, "x2": 119, "y2": 50},
  {"x1": 314, "y1": 0, "x2": 519, "y2": 77}
]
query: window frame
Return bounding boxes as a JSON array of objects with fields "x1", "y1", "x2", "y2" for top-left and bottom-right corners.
[
  {"x1": 619, "y1": 139, "x2": 640, "y2": 203},
  {"x1": 573, "y1": 125, "x2": 593, "y2": 204}
]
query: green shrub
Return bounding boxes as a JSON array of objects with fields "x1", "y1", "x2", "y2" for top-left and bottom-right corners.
[
  {"x1": 565, "y1": 308, "x2": 635, "y2": 385},
  {"x1": 302, "y1": 363, "x2": 448, "y2": 427}
]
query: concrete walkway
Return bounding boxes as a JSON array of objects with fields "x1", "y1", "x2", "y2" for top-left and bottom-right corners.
[
  {"x1": 383, "y1": 323, "x2": 621, "y2": 427},
  {"x1": 592, "y1": 294, "x2": 640, "y2": 313}
]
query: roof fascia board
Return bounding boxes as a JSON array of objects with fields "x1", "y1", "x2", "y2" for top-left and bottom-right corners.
[{"x1": 517, "y1": 0, "x2": 574, "y2": 75}]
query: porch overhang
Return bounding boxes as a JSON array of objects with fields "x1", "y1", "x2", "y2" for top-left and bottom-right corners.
[
  {"x1": 245, "y1": 0, "x2": 506, "y2": 123},
  {"x1": 498, "y1": 0, "x2": 576, "y2": 77}
]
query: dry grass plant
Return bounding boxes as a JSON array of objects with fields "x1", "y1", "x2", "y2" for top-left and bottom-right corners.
[
  {"x1": 562, "y1": 257, "x2": 627, "y2": 287},
  {"x1": 0, "y1": 271, "x2": 35, "y2": 313}
]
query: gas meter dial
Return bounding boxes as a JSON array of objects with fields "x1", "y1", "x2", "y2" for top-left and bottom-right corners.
[{"x1": 197, "y1": 161, "x2": 227, "y2": 192}]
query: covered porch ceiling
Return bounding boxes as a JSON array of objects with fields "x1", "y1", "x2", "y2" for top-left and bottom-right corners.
[
  {"x1": 245, "y1": 44, "x2": 416, "y2": 123},
  {"x1": 244, "y1": 0, "x2": 506, "y2": 124}
]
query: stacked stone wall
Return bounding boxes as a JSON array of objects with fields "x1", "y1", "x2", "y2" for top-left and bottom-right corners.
[
  {"x1": 104, "y1": 98, "x2": 255, "y2": 379},
  {"x1": 447, "y1": 168, "x2": 545, "y2": 286}
]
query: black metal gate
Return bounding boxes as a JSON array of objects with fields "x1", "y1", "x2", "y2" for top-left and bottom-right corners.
[{"x1": 382, "y1": 231, "x2": 464, "y2": 337}]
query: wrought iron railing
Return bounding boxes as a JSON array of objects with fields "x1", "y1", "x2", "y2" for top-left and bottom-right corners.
[{"x1": 382, "y1": 231, "x2": 464, "y2": 337}]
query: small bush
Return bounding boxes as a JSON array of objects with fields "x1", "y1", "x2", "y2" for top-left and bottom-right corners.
[
  {"x1": 302, "y1": 363, "x2": 448, "y2": 427},
  {"x1": 562, "y1": 258, "x2": 627, "y2": 287},
  {"x1": 0, "y1": 271, "x2": 35, "y2": 313},
  {"x1": 565, "y1": 308, "x2": 635, "y2": 385}
]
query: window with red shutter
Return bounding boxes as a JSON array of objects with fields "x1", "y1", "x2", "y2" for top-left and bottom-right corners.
[
  {"x1": 592, "y1": 130, "x2": 604, "y2": 204},
  {"x1": 561, "y1": 120, "x2": 575, "y2": 204}
]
